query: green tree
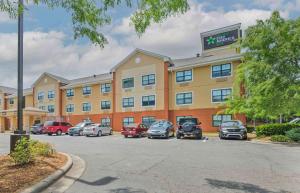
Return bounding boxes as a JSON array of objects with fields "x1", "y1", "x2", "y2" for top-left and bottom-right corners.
[
  {"x1": 0, "y1": 0, "x2": 189, "y2": 47},
  {"x1": 227, "y1": 11, "x2": 300, "y2": 122}
]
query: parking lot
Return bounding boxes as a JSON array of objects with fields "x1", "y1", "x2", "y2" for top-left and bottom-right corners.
[{"x1": 1, "y1": 133, "x2": 300, "y2": 193}]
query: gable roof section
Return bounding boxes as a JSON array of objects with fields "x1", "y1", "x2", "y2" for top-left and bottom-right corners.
[
  {"x1": 110, "y1": 48, "x2": 172, "y2": 72},
  {"x1": 32, "y1": 72, "x2": 70, "y2": 87},
  {"x1": 61, "y1": 73, "x2": 113, "y2": 89},
  {"x1": 0, "y1": 86, "x2": 17, "y2": 94}
]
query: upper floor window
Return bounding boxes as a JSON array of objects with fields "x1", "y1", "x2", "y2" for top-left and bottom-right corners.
[
  {"x1": 101, "y1": 83, "x2": 111, "y2": 93},
  {"x1": 38, "y1": 92, "x2": 44, "y2": 100},
  {"x1": 142, "y1": 116, "x2": 156, "y2": 127},
  {"x1": 122, "y1": 97, "x2": 134, "y2": 108},
  {"x1": 176, "y1": 92, "x2": 192, "y2": 105},
  {"x1": 48, "y1": 105, "x2": 55, "y2": 113},
  {"x1": 66, "y1": 104, "x2": 74, "y2": 113},
  {"x1": 101, "y1": 101, "x2": 111, "y2": 110},
  {"x1": 48, "y1": 90, "x2": 55, "y2": 99},
  {"x1": 101, "y1": 118, "x2": 111, "y2": 126},
  {"x1": 123, "y1": 117, "x2": 134, "y2": 126},
  {"x1": 212, "y1": 114, "x2": 232, "y2": 127},
  {"x1": 212, "y1": 88, "x2": 232, "y2": 102},
  {"x1": 122, "y1": 78, "x2": 134, "y2": 88},
  {"x1": 82, "y1": 102, "x2": 91, "y2": 112},
  {"x1": 142, "y1": 74, "x2": 155, "y2": 86},
  {"x1": 176, "y1": 70, "x2": 192, "y2": 82},
  {"x1": 212, "y1": 63, "x2": 231, "y2": 78},
  {"x1": 66, "y1": 89, "x2": 74, "y2": 97},
  {"x1": 39, "y1": 106, "x2": 46, "y2": 110},
  {"x1": 8, "y1": 98, "x2": 14, "y2": 105},
  {"x1": 82, "y1": 86, "x2": 92, "y2": 95},
  {"x1": 142, "y1": 95, "x2": 155, "y2": 106}
]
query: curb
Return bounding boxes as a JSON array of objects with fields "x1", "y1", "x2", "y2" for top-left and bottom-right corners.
[
  {"x1": 22, "y1": 152, "x2": 73, "y2": 193},
  {"x1": 248, "y1": 139, "x2": 300, "y2": 145}
]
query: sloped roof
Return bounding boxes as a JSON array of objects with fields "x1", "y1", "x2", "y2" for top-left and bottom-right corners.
[
  {"x1": 32, "y1": 72, "x2": 70, "y2": 87},
  {"x1": 0, "y1": 86, "x2": 16, "y2": 94},
  {"x1": 61, "y1": 73, "x2": 113, "y2": 89},
  {"x1": 110, "y1": 48, "x2": 172, "y2": 72},
  {"x1": 171, "y1": 52, "x2": 242, "y2": 70}
]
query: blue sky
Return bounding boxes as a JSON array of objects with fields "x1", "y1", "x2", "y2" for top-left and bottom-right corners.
[{"x1": 0, "y1": 0, "x2": 299, "y2": 88}]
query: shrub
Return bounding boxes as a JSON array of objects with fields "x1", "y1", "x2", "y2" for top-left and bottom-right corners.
[
  {"x1": 30, "y1": 140, "x2": 55, "y2": 157},
  {"x1": 246, "y1": 126, "x2": 255, "y2": 133},
  {"x1": 270, "y1": 135, "x2": 290, "y2": 142},
  {"x1": 256, "y1": 123, "x2": 300, "y2": 136},
  {"x1": 285, "y1": 128, "x2": 300, "y2": 142},
  {"x1": 10, "y1": 137, "x2": 34, "y2": 165}
]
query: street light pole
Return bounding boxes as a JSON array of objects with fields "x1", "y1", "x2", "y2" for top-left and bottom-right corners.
[{"x1": 17, "y1": 0, "x2": 24, "y2": 134}]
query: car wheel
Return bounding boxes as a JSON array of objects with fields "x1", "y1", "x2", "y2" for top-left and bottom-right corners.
[
  {"x1": 138, "y1": 133, "x2": 142, "y2": 138},
  {"x1": 148, "y1": 136, "x2": 151, "y2": 139},
  {"x1": 97, "y1": 130, "x2": 102, "y2": 137},
  {"x1": 79, "y1": 130, "x2": 83, "y2": 136},
  {"x1": 165, "y1": 132, "x2": 169, "y2": 139},
  {"x1": 195, "y1": 133, "x2": 202, "y2": 140},
  {"x1": 124, "y1": 135, "x2": 128, "y2": 138},
  {"x1": 109, "y1": 129, "x2": 113, "y2": 135},
  {"x1": 48, "y1": 133, "x2": 52, "y2": 136},
  {"x1": 176, "y1": 133, "x2": 181, "y2": 139},
  {"x1": 70, "y1": 133, "x2": 73, "y2": 136},
  {"x1": 56, "y1": 130, "x2": 62, "y2": 136},
  {"x1": 243, "y1": 135, "x2": 248, "y2": 140}
]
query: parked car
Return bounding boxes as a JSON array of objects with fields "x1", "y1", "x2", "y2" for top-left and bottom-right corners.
[
  {"x1": 121, "y1": 123, "x2": 148, "y2": 138},
  {"x1": 83, "y1": 123, "x2": 113, "y2": 137},
  {"x1": 289, "y1": 118, "x2": 300, "y2": 124},
  {"x1": 68, "y1": 122, "x2": 94, "y2": 136},
  {"x1": 176, "y1": 118, "x2": 202, "y2": 139},
  {"x1": 147, "y1": 120, "x2": 175, "y2": 139},
  {"x1": 30, "y1": 123, "x2": 45, "y2": 134},
  {"x1": 219, "y1": 120, "x2": 247, "y2": 140},
  {"x1": 44, "y1": 121, "x2": 72, "y2": 136}
]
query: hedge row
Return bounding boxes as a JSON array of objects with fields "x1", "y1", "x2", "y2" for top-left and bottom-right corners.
[{"x1": 256, "y1": 123, "x2": 300, "y2": 136}]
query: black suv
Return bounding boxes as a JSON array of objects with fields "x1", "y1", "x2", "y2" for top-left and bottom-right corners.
[{"x1": 176, "y1": 118, "x2": 202, "y2": 139}]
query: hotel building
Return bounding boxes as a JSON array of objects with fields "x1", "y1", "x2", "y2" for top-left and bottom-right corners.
[{"x1": 0, "y1": 24, "x2": 246, "y2": 133}]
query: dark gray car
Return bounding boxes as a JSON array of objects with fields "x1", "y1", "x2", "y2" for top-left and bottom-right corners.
[
  {"x1": 147, "y1": 120, "x2": 175, "y2": 139},
  {"x1": 219, "y1": 120, "x2": 247, "y2": 140}
]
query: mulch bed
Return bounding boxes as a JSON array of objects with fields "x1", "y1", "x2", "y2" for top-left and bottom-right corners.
[{"x1": 0, "y1": 153, "x2": 67, "y2": 193}]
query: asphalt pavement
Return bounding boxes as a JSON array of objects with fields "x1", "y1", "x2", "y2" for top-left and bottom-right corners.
[{"x1": 1, "y1": 133, "x2": 300, "y2": 193}]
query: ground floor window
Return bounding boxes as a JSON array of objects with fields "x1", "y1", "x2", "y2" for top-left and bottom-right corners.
[
  {"x1": 48, "y1": 105, "x2": 55, "y2": 113},
  {"x1": 101, "y1": 118, "x2": 111, "y2": 126},
  {"x1": 142, "y1": 116, "x2": 156, "y2": 127},
  {"x1": 123, "y1": 117, "x2": 134, "y2": 126},
  {"x1": 212, "y1": 114, "x2": 232, "y2": 127},
  {"x1": 176, "y1": 116, "x2": 192, "y2": 123}
]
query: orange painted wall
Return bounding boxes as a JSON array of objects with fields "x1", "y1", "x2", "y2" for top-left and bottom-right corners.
[{"x1": 63, "y1": 113, "x2": 113, "y2": 126}]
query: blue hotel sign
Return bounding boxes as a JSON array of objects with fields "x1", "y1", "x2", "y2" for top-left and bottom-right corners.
[{"x1": 203, "y1": 29, "x2": 239, "y2": 50}]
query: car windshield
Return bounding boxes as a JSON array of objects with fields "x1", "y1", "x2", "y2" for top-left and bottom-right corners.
[
  {"x1": 151, "y1": 121, "x2": 166, "y2": 129},
  {"x1": 179, "y1": 118, "x2": 197, "y2": 125},
  {"x1": 125, "y1": 123, "x2": 138, "y2": 127},
  {"x1": 221, "y1": 121, "x2": 240, "y2": 127},
  {"x1": 44, "y1": 121, "x2": 54, "y2": 126},
  {"x1": 75, "y1": 122, "x2": 86, "y2": 127}
]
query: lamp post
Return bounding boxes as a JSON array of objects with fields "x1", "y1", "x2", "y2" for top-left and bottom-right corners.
[{"x1": 10, "y1": 0, "x2": 28, "y2": 153}]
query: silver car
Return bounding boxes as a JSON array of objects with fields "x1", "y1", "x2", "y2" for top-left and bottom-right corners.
[
  {"x1": 83, "y1": 124, "x2": 113, "y2": 137},
  {"x1": 147, "y1": 120, "x2": 175, "y2": 139}
]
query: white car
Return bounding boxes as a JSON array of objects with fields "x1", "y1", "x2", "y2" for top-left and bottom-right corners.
[{"x1": 83, "y1": 123, "x2": 113, "y2": 137}]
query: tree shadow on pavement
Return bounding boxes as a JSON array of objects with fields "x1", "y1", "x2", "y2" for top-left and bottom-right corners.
[
  {"x1": 205, "y1": 178, "x2": 291, "y2": 193},
  {"x1": 108, "y1": 187, "x2": 147, "y2": 193},
  {"x1": 65, "y1": 176, "x2": 118, "y2": 186}
]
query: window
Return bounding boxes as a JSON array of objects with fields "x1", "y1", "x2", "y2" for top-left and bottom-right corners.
[
  {"x1": 82, "y1": 86, "x2": 91, "y2": 95},
  {"x1": 101, "y1": 101, "x2": 111, "y2": 110},
  {"x1": 142, "y1": 95, "x2": 155, "y2": 106},
  {"x1": 142, "y1": 116, "x2": 156, "y2": 127},
  {"x1": 176, "y1": 116, "x2": 192, "y2": 123},
  {"x1": 9, "y1": 98, "x2": 14, "y2": 105},
  {"x1": 38, "y1": 92, "x2": 44, "y2": 100},
  {"x1": 212, "y1": 63, "x2": 231, "y2": 78},
  {"x1": 66, "y1": 89, "x2": 74, "y2": 97},
  {"x1": 176, "y1": 70, "x2": 192, "y2": 82},
  {"x1": 212, "y1": 88, "x2": 232, "y2": 102},
  {"x1": 123, "y1": 117, "x2": 134, "y2": 126},
  {"x1": 39, "y1": 106, "x2": 46, "y2": 110},
  {"x1": 48, "y1": 90, "x2": 55, "y2": 99},
  {"x1": 142, "y1": 74, "x2": 155, "y2": 86},
  {"x1": 101, "y1": 118, "x2": 111, "y2": 126},
  {"x1": 122, "y1": 78, "x2": 134, "y2": 88},
  {"x1": 212, "y1": 114, "x2": 232, "y2": 127},
  {"x1": 66, "y1": 104, "x2": 74, "y2": 113},
  {"x1": 176, "y1": 92, "x2": 192, "y2": 105},
  {"x1": 101, "y1": 83, "x2": 111, "y2": 93},
  {"x1": 82, "y1": 102, "x2": 91, "y2": 112},
  {"x1": 122, "y1": 97, "x2": 134, "y2": 108},
  {"x1": 48, "y1": 105, "x2": 55, "y2": 113}
]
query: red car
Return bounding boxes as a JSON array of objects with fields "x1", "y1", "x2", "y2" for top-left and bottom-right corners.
[
  {"x1": 44, "y1": 121, "x2": 72, "y2": 136},
  {"x1": 121, "y1": 123, "x2": 149, "y2": 138}
]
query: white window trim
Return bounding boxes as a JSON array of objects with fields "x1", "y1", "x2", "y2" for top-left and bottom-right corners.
[
  {"x1": 141, "y1": 73, "x2": 156, "y2": 87},
  {"x1": 66, "y1": 88, "x2": 75, "y2": 97},
  {"x1": 82, "y1": 85, "x2": 92, "y2": 96},
  {"x1": 141, "y1": 94, "x2": 156, "y2": 108},
  {"x1": 66, "y1": 104, "x2": 75, "y2": 113},
  {"x1": 48, "y1": 90, "x2": 55, "y2": 99},
  {"x1": 211, "y1": 87, "x2": 233, "y2": 104},
  {"x1": 100, "y1": 100, "x2": 111, "y2": 110},
  {"x1": 82, "y1": 102, "x2": 92, "y2": 112},
  {"x1": 175, "y1": 91, "x2": 193, "y2": 106},
  {"x1": 175, "y1": 69, "x2": 193, "y2": 84},
  {"x1": 211, "y1": 63, "x2": 233, "y2": 79},
  {"x1": 100, "y1": 83, "x2": 112, "y2": 93},
  {"x1": 122, "y1": 97, "x2": 135, "y2": 108},
  {"x1": 122, "y1": 77, "x2": 135, "y2": 90}
]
